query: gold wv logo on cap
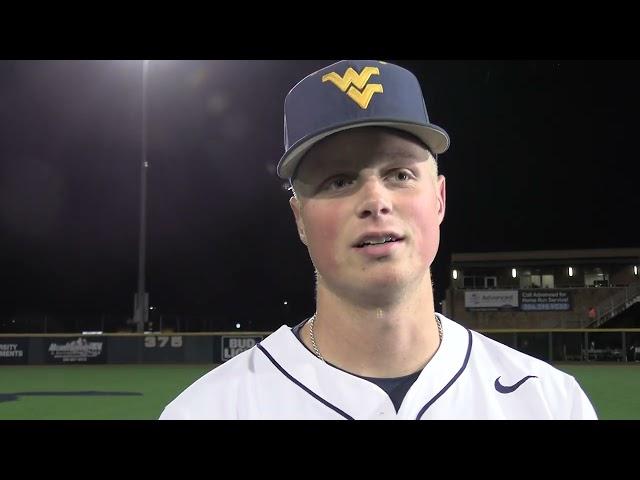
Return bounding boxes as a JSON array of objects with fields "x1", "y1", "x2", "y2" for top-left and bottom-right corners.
[{"x1": 322, "y1": 66, "x2": 383, "y2": 109}]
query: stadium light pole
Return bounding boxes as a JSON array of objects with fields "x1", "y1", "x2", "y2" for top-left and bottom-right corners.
[{"x1": 134, "y1": 60, "x2": 150, "y2": 333}]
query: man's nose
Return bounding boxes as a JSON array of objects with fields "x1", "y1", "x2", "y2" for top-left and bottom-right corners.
[{"x1": 355, "y1": 178, "x2": 392, "y2": 219}]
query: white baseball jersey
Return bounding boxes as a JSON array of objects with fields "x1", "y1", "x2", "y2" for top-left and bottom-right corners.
[{"x1": 159, "y1": 313, "x2": 597, "y2": 419}]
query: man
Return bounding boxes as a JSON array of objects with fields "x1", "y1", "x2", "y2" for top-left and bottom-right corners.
[{"x1": 159, "y1": 60, "x2": 597, "y2": 419}]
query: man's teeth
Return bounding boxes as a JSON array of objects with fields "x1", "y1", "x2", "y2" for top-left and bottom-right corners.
[{"x1": 361, "y1": 236, "x2": 396, "y2": 246}]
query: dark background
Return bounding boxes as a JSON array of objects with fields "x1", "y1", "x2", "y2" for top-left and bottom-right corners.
[{"x1": 1, "y1": 60, "x2": 638, "y2": 332}]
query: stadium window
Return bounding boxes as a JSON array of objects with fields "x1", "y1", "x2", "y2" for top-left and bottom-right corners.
[
  {"x1": 485, "y1": 277, "x2": 497, "y2": 288},
  {"x1": 542, "y1": 274, "x2": 555, "y2": 288},
  {"x1": 463, "y1": 276, "x2": 476, "y2": 288}
]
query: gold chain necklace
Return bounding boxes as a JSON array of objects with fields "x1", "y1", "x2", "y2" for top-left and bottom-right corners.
[{"x1": 308, "y1": 313, "x2": 443, "y2": 363}]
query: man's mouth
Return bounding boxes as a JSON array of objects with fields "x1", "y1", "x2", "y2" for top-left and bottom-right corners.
[{"x1": 354, "y1": 235, "x2": 404, "y2": 248}]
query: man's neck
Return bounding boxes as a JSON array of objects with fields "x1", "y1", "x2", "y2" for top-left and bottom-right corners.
[{"x1": 303, "y1": 273, "x2": 441, "y2": 378}]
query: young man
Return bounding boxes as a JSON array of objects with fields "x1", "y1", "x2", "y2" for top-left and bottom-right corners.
[{"x1": 159, "y1": 60, "x2": 597, "y2": 419}]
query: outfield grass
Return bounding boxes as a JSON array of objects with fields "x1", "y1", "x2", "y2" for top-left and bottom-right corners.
[
  {"x1": 555, "y1": 364, "x2": 640, "y2": 420},
  {"x1": 0, "y1": 363, "x2": 638, "y2": 419},
  {"x1": 0, "y1": 365, "x2": 213, "y2": 420}
]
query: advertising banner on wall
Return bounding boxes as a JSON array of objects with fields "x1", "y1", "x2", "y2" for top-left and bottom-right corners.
[
  {"x1": 464, "y1": 290, "x2": 519, "y2": 310},
  {"x1": 45, "y1": 336, "x2": 107, "y2": 364},
  {"x1": 0, "y1": 338, "x2": 28, "y2": 365},
  {"x1": 219, "y1": 336, "x2": 264, "y2": 362},
  {"x1": 519, "y1": 290, "x2": 571, "y2": 311}
]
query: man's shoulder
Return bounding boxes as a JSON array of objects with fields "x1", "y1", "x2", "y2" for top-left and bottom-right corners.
[
  {"x1": 437, "y1": 315, "x2": 596, "y2": 419},
  {"x1": 440, "y1": 314, "x2": 574, "y2": 384},
  {"x1": 158, "y1": 346, "x2": 258, "y2": 419},
  {"x1": 159, "y1": 326, "x2": 296, "y2": 419}
]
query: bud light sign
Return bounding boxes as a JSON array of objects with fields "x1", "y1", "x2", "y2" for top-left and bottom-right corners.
[{"x1": 221, "y1": 336, "x2": 263, "y2": 362}]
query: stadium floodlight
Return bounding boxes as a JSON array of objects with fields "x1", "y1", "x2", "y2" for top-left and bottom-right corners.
[{"x1": 133, "y1": 60, "x2": 151, "y2": 334}]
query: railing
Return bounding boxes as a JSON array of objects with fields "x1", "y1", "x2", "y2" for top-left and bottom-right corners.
[
  {"x1": 456, "y1": 285, "x2": 630, "y2": 290},
  {"x1": 478, "y1": 328, "x2": 640, "y2": 363},
  {"x1": 588, "y1": 282, "x2": 640, "y2": 328}
]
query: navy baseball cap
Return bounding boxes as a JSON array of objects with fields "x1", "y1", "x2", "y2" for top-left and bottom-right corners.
[{"x1": 277, "y1": 60, "x2": 450, "y2": 180}]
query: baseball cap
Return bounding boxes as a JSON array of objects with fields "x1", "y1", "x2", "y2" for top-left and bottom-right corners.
[{"x1": 276, "y1": 60, "x2": 450, "y2": 180}]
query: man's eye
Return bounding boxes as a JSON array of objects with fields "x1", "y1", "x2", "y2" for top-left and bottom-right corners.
[
  {"x1": 391, "y1": 170, "x2": 413, "y2": 182},
  {"x1": 326, "y1": 177, "x2": 353, "y2": 190}
]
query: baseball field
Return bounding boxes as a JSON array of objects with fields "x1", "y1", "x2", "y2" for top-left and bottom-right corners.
[{"x1": 0, "y1": 363, "x2": 638, "y2": 419}]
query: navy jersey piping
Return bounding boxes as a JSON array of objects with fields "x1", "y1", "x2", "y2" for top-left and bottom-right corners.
[
  {"x1": 256, "y1": 343, "x2": 354, "y2": 420},
  {"x1": 415, "y1": 328, "x2": 473, "y2": 420}
]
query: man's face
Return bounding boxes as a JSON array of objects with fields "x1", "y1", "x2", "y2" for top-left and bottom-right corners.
[{"x1": 289, "y1": 127, "x2": 446, "y2": 303}]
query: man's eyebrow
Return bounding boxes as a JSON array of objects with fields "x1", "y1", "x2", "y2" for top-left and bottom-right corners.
[
  {"x1": 309, "y1": 165, "x2": 356, "y2": 178},
  {"x1": 382, "y1": 150, "x2": 426, "y2": 162},
  {"x1": 304, "y1": 150, "x2": 425, "y2": 178}
]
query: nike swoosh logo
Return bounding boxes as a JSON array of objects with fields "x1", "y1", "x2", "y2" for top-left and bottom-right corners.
[{"x1": 494, "y1": 375, "x2": 538, "y2": 394}]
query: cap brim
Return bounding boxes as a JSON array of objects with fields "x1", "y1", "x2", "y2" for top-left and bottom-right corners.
[{"x1": 276, "y1": 121, "x2": 450, "y2": 179}]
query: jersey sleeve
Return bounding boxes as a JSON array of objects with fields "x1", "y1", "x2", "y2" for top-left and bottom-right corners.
[
  {"x1": 158, "y1": 403, "x2": 190, "y2": 420},
  {"x1": 569, "y1": 377, "x2": 598, "y2": 420}
]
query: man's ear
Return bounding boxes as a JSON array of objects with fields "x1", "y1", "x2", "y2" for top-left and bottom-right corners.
[
  {"x1": 436, "y1": 175, "x2": 446, "y2": 225},
  {"x1": 289, "y1": 196, "x2": 307, "y2": 246}
]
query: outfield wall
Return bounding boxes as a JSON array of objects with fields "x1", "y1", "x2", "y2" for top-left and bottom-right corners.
[
  {"x1": 0, "y1": 332, "x2": 267, "y2": 365},
  {"x1": 1, "y1": 330, "x2": 639, "y2": 365}
]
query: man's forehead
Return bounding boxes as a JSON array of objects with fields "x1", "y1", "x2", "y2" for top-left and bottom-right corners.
[{"x1": 298, "y1": 128, "x2": 429, "y2": 176}]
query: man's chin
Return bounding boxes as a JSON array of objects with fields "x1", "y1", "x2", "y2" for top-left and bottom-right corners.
[
  {"x1": 320, "y1": 266, "x2": 424, "y2": 300},
  {"x1": 352, "y1": 273, "x2": 410, "y2": 296}
]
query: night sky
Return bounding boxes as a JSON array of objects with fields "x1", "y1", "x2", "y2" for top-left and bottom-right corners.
[{"x1": 1, "y1": 60, "x2": 638, "y2": 332}]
